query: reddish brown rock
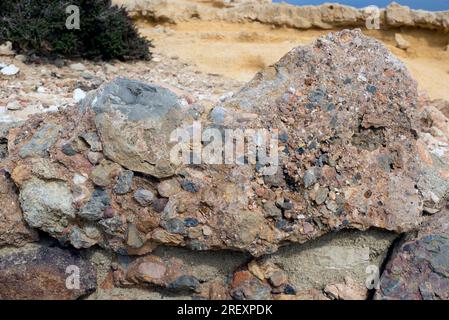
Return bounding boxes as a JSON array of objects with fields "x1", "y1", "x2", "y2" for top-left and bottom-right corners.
[
  {"x1": 376, "y1": 209, "x2": 449, "y2": 300},
  {"x1": 0, "y1": 171, "x2": 38, "y2": 246},
  {"x1": 230, "y1": 270, "x2": 272, "y2": 300},
  {"x1": 324, "y1": 276, "x2": 368, "y2": 300},
  {"x1": 0, "y1": 244, "x2": 96, "y2": 300}
]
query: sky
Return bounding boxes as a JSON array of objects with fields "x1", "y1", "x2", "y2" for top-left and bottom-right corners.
[{"x1": 273, "y1": 1, "x2": 449, "y2": 11}]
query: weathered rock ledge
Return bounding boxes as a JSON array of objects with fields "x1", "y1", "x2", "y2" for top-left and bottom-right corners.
[{"x1": 113, "y1": 0, "x2": 449, "y2": 33}]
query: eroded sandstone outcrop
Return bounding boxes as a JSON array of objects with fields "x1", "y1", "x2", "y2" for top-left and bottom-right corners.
[{"x1": 113, "y1": 1, "x2": 449, "y2": 33}]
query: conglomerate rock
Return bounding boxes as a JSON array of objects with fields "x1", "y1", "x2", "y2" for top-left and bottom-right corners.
[
  {"x1": 0, "y1": 244, "x2": 96, "y2": 300},
  {"x1": 1, "y1": 29, "x2": 444, "y2": 258},
  {"x1": 376, "y1": 209, "x2": 449, "y2": 300}
]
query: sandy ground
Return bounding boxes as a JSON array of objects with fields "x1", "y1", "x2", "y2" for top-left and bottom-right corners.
[{"x1": 138, "y1": 20, "x2": 449, "y2": 101}]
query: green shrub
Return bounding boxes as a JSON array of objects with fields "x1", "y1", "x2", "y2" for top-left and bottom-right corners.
[{"x1": 0, "y1": 0, "x2": 152, "y2": 61}]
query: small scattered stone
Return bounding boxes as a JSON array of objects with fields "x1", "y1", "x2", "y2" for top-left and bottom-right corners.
[
  {"x1": 113, "y1": 170, "x2": 134, "y2": 195},
  {"x1": 152, "y1": 198, "x2": 169, "y2": 213},
  {"x1": 87, "y1": 151, "x2": 103, "y2": 165},
  {"x1": 167, "y1": 275, "x2": 200, "y2": 292},
  {"x1": 14, "y1": 55, "x2": 27, "y2": 63},
  {"x1": 37, "y1": 86, "x2": 46, "y2": 93},
  {"x1": 6, "y1": 100, "x2": 21, "y2": 110},
  {"x1": 395, "y1": 33, "x2": 411, "y2": 50},
  {"x1": 0, "y1": 41, "x2": 15, "y2": 56},
  {"x1": 303, "y1": 168, "x2": 317, "y2": 188},
  {"x1": 81, "y1": 132, "x2": 102, "y2": 152},
  {"x1": 366, "y1": 85, "x2": 377, "y2": 94},
  {"x1": 1, "y1": 64, "x2": 20, "y2": 76},
  {"x1": 103, "y1": 206, "x2": 114, "y2": 219},
  {"x1": 268, "y1": 270, "x2": 289, "y2": 287},
  {"x1": 315, "y1": 187, "x2": 329, "y2": 205},
  {"x1": 79, "y1": 188, "x2": 111, "y2": 221},
  {"x1": 231, "y1": 270, "x2": 272, "y2": 300},
  {"x1": 61, "y1": 143, "x2": 77, "y2": 156},
  {"x1": 202, "y1": 225, "x2": 213, "y2": 236},
  {"x1": 69, "y1": 226, "x2": 99, "y2": 249},
  {"x1": 134, "y1": 189, "x2": 154, "y2": 206},
  {"x1": 127, "y1": 223, "x2": 143, "y2": 248},
  {"x1": 72, "y1": 173, "x2": 88, "y2": 185},
  {"x1": 69, "y1": 63, "x2": 86, "y2": 71},
  {"x1": 279, "y1": 133, "x2": 289, "y2": 143},
  {"x1": 302, "y1": 222, "x2": 314, "y2": 234},
  {"x1": 19, "y1": 123, "x2": 61, "y2": 158},
  {"x1": 284, "y1": 284, "x2": 296, "y2": 295},
  {"x1": 73, "y1": 88, "x2": 87, "y2": 102},
  {"x1": 181, "y1": 180, "x2": 199, "y2": 193},
  {"x1": 325, "y1": 277, "x2": 368, "y2": 300},
  {"x1": 161, "y1": 218, "x2": 185, "y2": 234},
  {"x1": 263, "y1": 201, "x2": 282, "y2": 218},
  {"x1": 51, "y1": 59, "x2": 65, "y2": 68},
  {"x1": 184, "y1": 217, "x2": 199, "y2": 227},
  {"x1": 81, "y1": 71, "x2": 95, "y2": 80},
  {"x1": 157, "y1": 179, "x2": 181, "y2": 197},
  {"x1": 276, "y1": 198, "x2": 293, "y2": 210},
  {"x1": 91, "y1": 160, "x2": 121, "y2": 187}
]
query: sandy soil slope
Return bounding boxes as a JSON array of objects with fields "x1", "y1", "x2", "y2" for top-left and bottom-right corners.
[{"x1": 138, "y1": 20, "x2": 449, "y2": 100}]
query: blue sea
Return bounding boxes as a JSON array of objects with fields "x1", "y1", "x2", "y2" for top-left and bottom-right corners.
[{"x1": 273, "y1": 1, "x2": 449, "y2": 11}]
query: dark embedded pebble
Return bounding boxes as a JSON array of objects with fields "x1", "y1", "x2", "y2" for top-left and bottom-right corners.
[
  {"x1": 184, "y1": 217, "x2": 199, "y2": 227},
  {"x1": 152, "y1": 198, "x2": 169, "y2": 213},
  {"x1": 315, "y1": 154, "x2": 329, "y2": 167},
  {"x1": 308, "y1": 141, "x2": 317, "y2": 150},
  {"x1": 167, "y1": 275, "x2": 200, "y2": 292},
  {"x1": 275, "y1": 218, "x2": 288, "y2": 230},
  {"x1": 276, "y1": 199, "x2": 293, "y2": 210},
  {"x1": 113, "y1": 170, "x2": 134, "y2": 195},
  {"x1": 366, "y1": 85, "x2": 377, "y2": 94},
  {"x1": 284, "y1": 284, "x2": 296, "y2": 295},
  {"x1": 61, "y1": 143, "x2": 77, "y2": 156},
  {"x1": 181, "y1": 180, "x2": 199, "y2": 193},
  {"x1": 162, "y1": 218, "x2": 185, "y2": 234},
  {"x1": 305, "y1": 103, "x2": 315, "y2": 110},
  {"x1": 79, "y1": 188, "x2": 111, "y2": 221},
  {"x1": 103, "y1": 206, "x2": 114, "y2": 219},
  {"x1": 308, "y1": 89, "x2": 325, "y2": 103},
  {"x1": 279, "y1": 133, "x2": 289, "y2": 143}
]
